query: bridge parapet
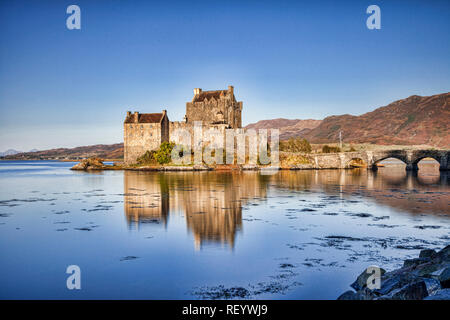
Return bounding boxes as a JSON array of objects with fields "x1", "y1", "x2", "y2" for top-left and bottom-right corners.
[{"x1": 311, "y1": 149, "x2": 450, "y2": 171}]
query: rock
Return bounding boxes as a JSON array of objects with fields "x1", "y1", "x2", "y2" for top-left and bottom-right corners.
[
  {"x1": 337, "y1": 290, "x2": 357, "y2": 300},
  {"x1": 424, "y1": 289, "x2": 450, "y2": 300},
  {"x1": 435, "y1": 245, "x2": 450, "y2": 262},
  {"x1": 403, "y1": 258, "x2": 429, "y2": 268},
  {"x1": 193, "y1": 164, "x2": 211, "y2": 171},
  {"x1": 380, "y1": 278, "x2": 440, "y2": 300},
  {"x1": 419, "y1": 249, "x2": 436, "y2": 259},
  {"x1": 337, "y1": 288, "x2": 374, "y2": 300},
  {"x1": 350, "y1": 267, "x2": 386, "y2": 291},
  {"x1": 374, "y1": 272, "x2": 417, "y2": 296},
  {"x1": 336, "y1": 240, "x2": 449, "y2": 300},
  {"x1": 71, "y1": 158, "x2": 105, "y2": 170},
  {"x1": 415, "y1": 261, "x2": 442, "y2": 277},
  {"x1": 431, "y1": 267, "x2": 450, "y2": 288}
]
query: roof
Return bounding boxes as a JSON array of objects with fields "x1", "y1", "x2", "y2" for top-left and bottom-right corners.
[
  {"x1": 193, "y1": 90, "x2": 229, "y2": 103},
  {"x1": 124, "y1": 113, "x2": 164, "y2": 124}
]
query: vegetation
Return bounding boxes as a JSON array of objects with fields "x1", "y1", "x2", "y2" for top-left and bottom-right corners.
[
  {"x1": 154, "y1": 142, "x2": 175, "y2": 164},
  {"x1": 279, "y1": 152, "x2": 312, "y2": 167},
  {"x1": 136, "y1": 150, "x2": 156, "y2": 165},
  {"x1": 280, "y1": 138, "x2": 312, "y2": 153},
  {"x1": 321, "y1": 145, "x2": 341, "y2": 153},
  {"x1": 137, "y1": 142, "x2": 176, "y2": 165}
]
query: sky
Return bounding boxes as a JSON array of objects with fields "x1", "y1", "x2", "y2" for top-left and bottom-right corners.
[{"x1": 0, "y1": 0, "x2": 449, "y2": 151}]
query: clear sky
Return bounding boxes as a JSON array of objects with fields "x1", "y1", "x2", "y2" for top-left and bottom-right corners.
[{"x1": 0, "y1": 0, "x2": 449, "y2": 151}]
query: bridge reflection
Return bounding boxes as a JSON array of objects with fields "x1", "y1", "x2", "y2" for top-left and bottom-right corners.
[{"x1": 123, "y1": 164, "x2": 449, "y2": 249}]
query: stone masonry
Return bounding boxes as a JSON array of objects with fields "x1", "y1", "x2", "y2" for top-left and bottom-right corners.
[{"x1": 124, "y1": 86, "x2": 243, "y2": 164}]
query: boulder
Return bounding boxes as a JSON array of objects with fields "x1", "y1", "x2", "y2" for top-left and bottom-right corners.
[
  {"x1": 379, "y1": 278, "x2": 440, "y2": 300},
  {"x1": 337, "y1": 290, "x2": 357, "y2": 300},
  {"x1": 337, "y1": 288, "x2": 374, "y2": 300},
  {"x1": 424, "y1": 289, "x2": 450, "y2": 300},
  {"x1": 350, "y1": 267, "x2": 386, "y2": 291},
  {"x1": 374, "y1": 272, "x2": 417, "y2": 296},
  {"x1": 430, "y1": 267, "x2": 450, "y2": 288},
  {"x1": 419, "y1": 249, "x2": 436, "y2": 259},
  {"x1": 339, "y1": 244, "x2": 450, "y2": 300},
  {"x1": 71, "y1": 158, "x2": 105, "y2": 170},
  {"x1": 435, "y1": 245, "x2": 450, "y2": 263},
  {"x1": 403, "y1": 257, "x2": 429, "y2": 268}
]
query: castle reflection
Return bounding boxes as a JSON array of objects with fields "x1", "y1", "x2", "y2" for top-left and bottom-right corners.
[
  {"x1": 123, "y1": 171, "x2": 268, "y2": 249},
  {"x1": 123, "y1": 163, "x2": 449, "y2": 249}
]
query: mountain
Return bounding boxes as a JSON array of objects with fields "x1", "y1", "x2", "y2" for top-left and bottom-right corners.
[
  {"x1": 303, "y1": 93, "x2": 449, "y2": 148},
  {"x1": 245, "y1": 118, "x2": 322, "y2": 140},
  {"x1": 245, "y1": 93, "x2": 450, "y2": 148},
  {"x1": 0, "y1": 149, "x2": 22, "y2": 157},
  {"x1": 2, "y1": 143, "x2": 124, "y2": 160}
]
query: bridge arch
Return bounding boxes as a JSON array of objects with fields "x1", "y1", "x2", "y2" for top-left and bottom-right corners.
[{"x1": 347, "y1": 157, "x2": 368, "y2": 168}]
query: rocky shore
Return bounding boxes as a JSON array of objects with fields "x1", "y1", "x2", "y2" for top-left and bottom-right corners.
[
  {"x1": 338, "y1": 245, "x2": 450, "y2": 300},
  {"x1": 70, "y1": 158, "x2": 122, "y2": 170}
]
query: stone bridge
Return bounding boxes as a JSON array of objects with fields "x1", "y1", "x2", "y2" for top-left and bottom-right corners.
[{"x1": 311, "y1": 149, "x2": 450, "y2": 171}]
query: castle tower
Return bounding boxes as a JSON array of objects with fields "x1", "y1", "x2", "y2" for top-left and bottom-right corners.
[{"x1": 185, "y1": 85, "x2": 242, "y2": 128}]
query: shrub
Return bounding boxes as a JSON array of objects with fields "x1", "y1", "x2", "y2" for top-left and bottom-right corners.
[
  {"x1": 280, "y1": 138, "x2": 312, "y2": 153},
  {"x1": 136, "y1": 150, "x2": 156, "y2": 165},
  {"x1": 322, "y1": 145, "x2": 341, "y2": 153},
  {"x1": 154, "y1": 141, "x2": 175, "y2": 164}
]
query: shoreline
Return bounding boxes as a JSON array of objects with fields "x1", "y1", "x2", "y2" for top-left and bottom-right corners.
[{"x1": 338, "y1": 245, "x2": 450, "y2": 300}]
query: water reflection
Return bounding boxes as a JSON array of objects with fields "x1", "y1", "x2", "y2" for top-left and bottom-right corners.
[
  {"x1": 124, "y1": 172, "x2": 269, "y2": 249},
  {"x1": 123, "y1": 164, "x2": 449, "y2": 249}
]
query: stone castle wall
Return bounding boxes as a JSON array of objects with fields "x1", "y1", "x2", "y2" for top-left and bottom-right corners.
[
  {"x1": 124, "y1": 123, "x2": 162, "y2": 164},
  {"x1": 124, "y1": 86, "x2": 243, "y2": 164}
]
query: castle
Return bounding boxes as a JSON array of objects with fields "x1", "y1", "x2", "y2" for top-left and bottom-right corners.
[{"x1": 124, "y1": 86, "x2": 243, "y2": 164}]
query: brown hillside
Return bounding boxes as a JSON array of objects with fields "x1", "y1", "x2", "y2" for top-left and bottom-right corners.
[
  {"x1": 3, "y1": 143, "x2": 124, "y2": 160},
  {"x1": 245, "y1": 118, "x2": 322, "y2": 140},
  {"x1": 303, "y1": 93, "x2": 449, "y2": 148}
]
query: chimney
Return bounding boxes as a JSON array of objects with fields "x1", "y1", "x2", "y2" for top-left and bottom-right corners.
[
  {"x1": 228, "y1": 85, "x2": 234, "y2": 95},
  {"x1": 134, "y1": 111, "x2": 139, "y2": 123},
  {"x1": 194, "y1": 88, "x2": 202, "y2": 96},
  {"x1": 126, "y1": 111, "x2": 131, "y2": 118}
]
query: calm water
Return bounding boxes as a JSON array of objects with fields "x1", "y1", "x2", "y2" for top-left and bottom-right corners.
[{"x1": 0, "y1": 160, "x2": 449, "y2": 299}]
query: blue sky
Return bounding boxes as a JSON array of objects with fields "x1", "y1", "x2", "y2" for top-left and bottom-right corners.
[{"x1": 0, "y1": 0, "x2": 449, "y2": 151}]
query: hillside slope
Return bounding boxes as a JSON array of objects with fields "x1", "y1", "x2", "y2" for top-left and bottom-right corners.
[
  {"x1": 245, "y1": 93, "x2": 449, "y2": 148},
  {"x1": 2, "y1": 143, "x2": 124, "y2": 160},
  {"x1": 245, "y1": 118, "x2": 322, "y2": 140},
  {"x1": 303, "y1": 93, "x2": 449, "y2": 148}
]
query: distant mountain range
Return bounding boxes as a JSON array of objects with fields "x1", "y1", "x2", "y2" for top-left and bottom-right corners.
[
  {"x1": 2, "y1": 92, "x2": 448, "y2": 161},
  {"x1": 0, "y1": 149, "x2": 40, "y2": 157},
  {"x1": 245, "y1": 92, "x2": 450, "y2": 148},
  {"x1": 0, "y1": 149, "x2": 22, "y2": 157},
  {"x1": 1, "y1": 144, "x2": 123, "y2": 160}
]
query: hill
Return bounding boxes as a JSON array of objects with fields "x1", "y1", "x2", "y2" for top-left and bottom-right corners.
[
  {"x1": 245, "y1": 118, "x2": 322, "y2": 140},
  {"x1": 2, "y1": 143, "x2": 124, "y2": 160},
  {"x1": 246, "y1": 93, "x2": 450, "y2": 148}
]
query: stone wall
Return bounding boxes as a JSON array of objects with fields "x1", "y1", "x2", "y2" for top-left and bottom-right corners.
[
  {"x1": 124, "y1": 123, "x2": 161, "y2": 164},
  {"x1": 186, "y1": 86, "x2": 243, "y2": 129}
]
